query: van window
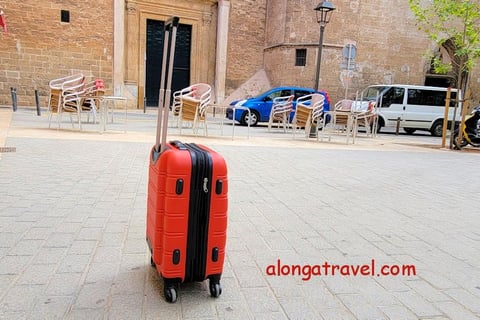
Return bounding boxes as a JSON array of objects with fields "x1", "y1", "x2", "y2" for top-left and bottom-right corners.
[
  {"x1": 381, "y1": 87, "x2": 404, "y2": 108},
  {"x1": 407, "y1": 89, "x2": 458, "y2": 107}
]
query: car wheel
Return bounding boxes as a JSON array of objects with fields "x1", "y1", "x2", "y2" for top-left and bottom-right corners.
[
  {"x1": 404, "y1": 128, "x2": 416, "y2": 134},
  {"x1": 241, "y1": 110, "x2": 259, "y2": 126},
  {"x1": 430, "y1": 120, "x2": 443, "y2": 137}
]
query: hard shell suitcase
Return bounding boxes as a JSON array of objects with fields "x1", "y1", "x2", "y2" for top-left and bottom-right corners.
[{"x1": 145, "y1": 16, "x2": 228, "y2": 303}]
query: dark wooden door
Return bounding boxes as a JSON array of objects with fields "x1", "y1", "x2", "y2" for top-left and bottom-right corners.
[{"x1": 145, "y1": 19, "x2": 191, "y2": 107}]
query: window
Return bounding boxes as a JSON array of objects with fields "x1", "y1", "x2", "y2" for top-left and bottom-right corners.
[
  {"x1": 266, "y1": 89, "x2": 292, "y2": 101},
  {"x1": 294, "y1": 90, "x2": 312, "y2": 100},
  {"x1": 61, "y1": 10, "x2": 70, "y2": 23},
  {"x1": 407, "y1": 89, "x2": 450, "y2": 106},
  {"x1": 381, "y1": 87, "x2": 404, "y2": 108},
  {"x1": 295, "y1": 49, "x2": 307, "y2": 66}
]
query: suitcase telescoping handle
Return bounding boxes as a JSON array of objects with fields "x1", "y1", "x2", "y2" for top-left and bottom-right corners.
[{"x1": 155, "y1": 16, "x2": 180, "y2": 153}]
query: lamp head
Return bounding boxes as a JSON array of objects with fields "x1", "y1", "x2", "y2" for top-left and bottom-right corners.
[{"x1": 315, "y1": 1, "x2": 336, "y2": 26}]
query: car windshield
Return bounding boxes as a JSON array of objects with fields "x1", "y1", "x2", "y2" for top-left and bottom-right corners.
[{"x1": 360, "y1": 86, "x2": 386, "y2": 101}]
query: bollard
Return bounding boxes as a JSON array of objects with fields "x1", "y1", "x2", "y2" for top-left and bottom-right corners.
[
  {"x1": 395, "y1": 117, "x2": 401, "y2": 135},
  {"x1": 35, "y1": 90, "x2": 41, "y2": 116},
  {"x1": 143, "y1": 96, "x2": 147, "y2": 113},
  {"x1": 10, "y1": 87, "x2": 17, "y2": 112}
]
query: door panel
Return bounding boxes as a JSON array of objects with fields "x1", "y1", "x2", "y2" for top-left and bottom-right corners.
[
  {"x1": 146, "y1": 19, "x2": 192, "y2": 107},
  {"x1": 379, "y1": 87, "x2": 405, "y2": 127}
]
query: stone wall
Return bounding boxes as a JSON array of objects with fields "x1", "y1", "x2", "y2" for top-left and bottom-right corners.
[
  {"x1": 1, "y1": 0, "x2": 479, "y2": 108},
  {"x1": 225, "y1": 0, "x2": 267, "y2": 92},
  {"x1": 260, "y1": 0, "x2": 480, "y2": 104},
  {"x1": 0, "y1": 0, "x2": 113, "y2": 106},
  {"x1": 262, "y1": 0, "x2": 433, "y2": 103}
]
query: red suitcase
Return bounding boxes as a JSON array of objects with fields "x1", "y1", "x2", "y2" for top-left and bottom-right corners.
[{"x1": 146, "y1": 16, "x2": 228, "y2": 303}]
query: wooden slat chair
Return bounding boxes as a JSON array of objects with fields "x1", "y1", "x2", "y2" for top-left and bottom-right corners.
[
  {"x1": 292, "y1": 93, "x2": 325, "y2": 139},
  {"x1": 324, "y1": 99, "x2": 356, "y2": 143},
  {"x1": 268, "y1": 95, "x2": 294, "y2": 132},
  {"x1": 178, "y1": 83, "x2": 212, "y2": 135},
  {"x1": 353, "y1": 100, "x2": 377, "y2": 139},
  {"x1": 47, "y1": 73, "x2": 84, "y2": 128}
]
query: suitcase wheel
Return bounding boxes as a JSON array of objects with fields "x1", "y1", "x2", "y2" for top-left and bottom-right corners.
[
  {"x1": 209, "y1": 281, "x2": 222, "y2": 298},
  {"x1": 150, "y1": 256, "x2": 155, "y2": 267},
  {"x1": 164, "y1": 286, "x2": 178, "y2": 303}
]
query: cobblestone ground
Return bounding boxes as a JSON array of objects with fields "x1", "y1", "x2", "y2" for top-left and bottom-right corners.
[{"x1": 0, "y1": 108, "x2": 479, "y2": 319}]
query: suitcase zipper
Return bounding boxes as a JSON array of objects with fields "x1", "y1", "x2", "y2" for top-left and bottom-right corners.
[
  {"x1": 184, "y1": 143, "x2": 212, "y2": 282},
  {"x1": 203, "y1": 178, "x2": 209, "y2": 193}
]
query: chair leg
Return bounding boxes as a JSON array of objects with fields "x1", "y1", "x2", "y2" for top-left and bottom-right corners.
[
  {"x1": 48, "y1": 112, "x2": 54, "y2": 128},
  {"x1": 317, "y1": 118, "x2": 325, "y2": 142}
]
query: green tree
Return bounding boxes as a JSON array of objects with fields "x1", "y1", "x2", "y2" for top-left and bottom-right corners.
[
  {"x1": 409, "y1": 0, "x2": 480, "y2": 147},
  {"x1": 409, "y1": 0, "x2": 480, "y2": 92}
]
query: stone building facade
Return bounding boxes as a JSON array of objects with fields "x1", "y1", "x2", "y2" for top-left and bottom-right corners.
[{"x1": 0, "y1": 0, "x2": 479, "y2": 108}]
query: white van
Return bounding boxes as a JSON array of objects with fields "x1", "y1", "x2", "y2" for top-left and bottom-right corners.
[{"x1": 357, "y1": 84, "x2": 461, "y2": 136}]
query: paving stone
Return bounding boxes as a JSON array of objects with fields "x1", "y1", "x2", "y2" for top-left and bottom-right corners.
[
  {"x1": 2, "y1": 110, "x2": 480, "y2": 319},
  {"x1": 434, "y1": 300, "x2": 479, "y2": 320},
  {"x1": 393, "y1": 291, "x2": 444, "y2": 318},
  {"x1": 17, "y1": 263, "x2": 56, "y2": 285},
  {"x1": 32, "y1": 296, "x2": 72, "y2": 319},
  {"x1": 338, "y1": 293, "x2": 388, "y2": 320}
]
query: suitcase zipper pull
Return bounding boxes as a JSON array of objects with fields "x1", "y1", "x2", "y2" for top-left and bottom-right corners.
[{"x1": 203, "y1": 178, "x2": 209, "y2": 193}]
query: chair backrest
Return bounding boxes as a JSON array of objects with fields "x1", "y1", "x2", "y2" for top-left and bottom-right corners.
[
  {"x1": 296, "y1": 94, "x2": 313, "y2": 108},
  {"x1": 179, "y1": 96, "x2": 200, "y2": 121},
  {"x1": 49, "y1": 73, "x2": 84, "y2": 90},
  {"x1": 272, "y1": 95, "x2": 294, "y2": 122},
  {"x1": 272, "y1": 95, "x2": 294, "y2": 116},
  {"x1": 48, "y1": 73, "x2": 85, "y2": 113},
  {"x1": 335, "y1": 99, "x2": 354, "y2": 112},
  {"x1": 311, "y1": 95, "x2": 325, "y2": 121},
  {"x1": 84, "y1": 80, "x2": 105, "y2": 97},
  {"x1": 62, "y1": 78, "x2": 85, "y2": 111},
  {"x1": 191, "y1": 83, "x2": 212, "y2": 115},
  {"x1": 173, "y1": 83, "x2": 212, "y2": 116},
  {"x1": 293, "y1": 104, "x2": 312, "y2": 127}
]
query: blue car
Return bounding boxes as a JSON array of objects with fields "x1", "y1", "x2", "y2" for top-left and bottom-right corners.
[{"x1": 226, "y1": 86, "x2": 330, "y2": 126}]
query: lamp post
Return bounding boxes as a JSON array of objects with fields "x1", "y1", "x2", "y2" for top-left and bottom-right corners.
[{"x1": 314, "y1": 1, "x2": 335, "y2": 90}]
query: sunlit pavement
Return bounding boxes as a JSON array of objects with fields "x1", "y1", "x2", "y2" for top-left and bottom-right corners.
[{"x1": 1, "y1": 107, "x2": 479, "y2": 319}]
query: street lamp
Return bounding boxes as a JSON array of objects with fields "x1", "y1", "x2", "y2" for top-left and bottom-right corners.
[{"x1": 314, "y1": 1, "x2": 335, "y2": 90}]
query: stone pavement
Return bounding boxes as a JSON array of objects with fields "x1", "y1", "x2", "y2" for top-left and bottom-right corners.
[{"x1": 0, "y1": 107, "x2": 479, "y2": 319}]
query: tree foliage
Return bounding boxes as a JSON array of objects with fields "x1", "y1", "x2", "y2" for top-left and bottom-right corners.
[{"x1": 409, "y1": 0, "x2": 480, "y2": 91}]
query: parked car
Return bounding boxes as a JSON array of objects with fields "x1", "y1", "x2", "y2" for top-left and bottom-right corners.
[{"x1": 226, "y1": 86, "x2": 330, "y2": 126}]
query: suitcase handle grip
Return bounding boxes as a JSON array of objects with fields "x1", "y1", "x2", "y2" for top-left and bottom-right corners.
[{"x1": 165, "y1": 16, "x2": 180, "y2": 30}]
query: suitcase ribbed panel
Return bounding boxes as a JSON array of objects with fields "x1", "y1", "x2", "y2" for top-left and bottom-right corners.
[
  {"x1": 147, "y1": 144, "x2": 191, "y2": 282},
  {"x1": 184, "y1": 143, "x2": 212, "y2": 282}
]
